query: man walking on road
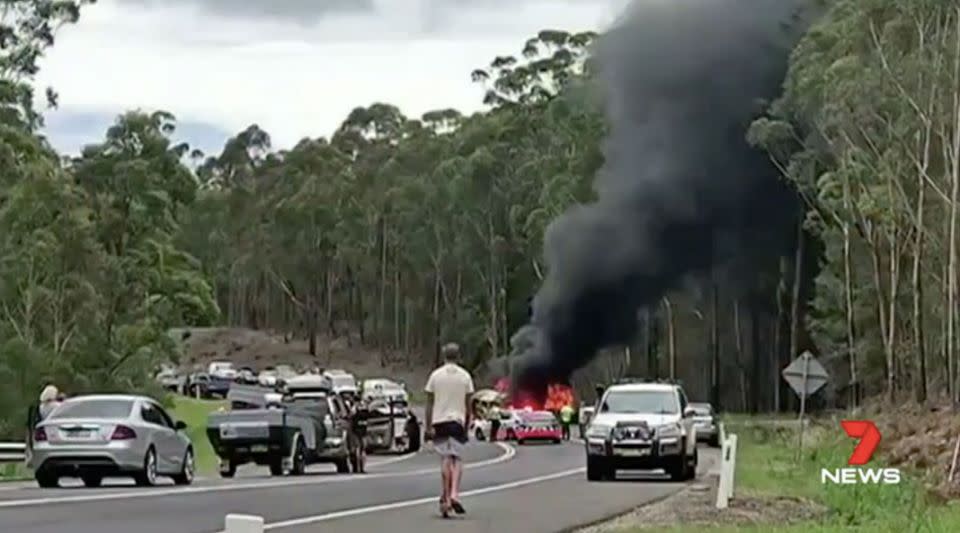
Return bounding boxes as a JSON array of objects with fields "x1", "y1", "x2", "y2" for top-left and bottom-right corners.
[{"x1": 424, "y1": 342, "x2": 474, "y2": 518}]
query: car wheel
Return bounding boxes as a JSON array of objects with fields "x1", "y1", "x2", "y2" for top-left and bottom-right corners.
[
  {"x1": 586, "y1": 457, "x2": 611, "y2": 482},
  {"x1": 268, "y1": 455, "x2": 284, "y2": 476},
  {"x1": 475, "y1": 428, "x2": 485, "y2": 441},
  {"x1": 407, "y1": 422, "x2": 421, "y2": 453},
  {"x1": 173, "y1": 448, "x2": 195, "y2": 485},
  {"x1": 219, "y1": 458, "x2": 237, "y2": 478},
  {"x1": 35, "y1": 470, "x2": 59, "y2": 488},
  {"x1": 335, "y1": 458, "x2": 350, "y2": 474},
  {"x1": 552, "y1": 438, "x2": 562, "y2": 444},
  {"x1": 667, "y1": 453, "x2": 689, "y2": 482},
  {"x1": 709, "y1": 434, "x2": 721, "y2": 448},
  {"x1": 291, "y1": 438, "x2": 306, "y2": 476},
  {"x1": 81, "y1": 474, "x2": 103, "y2": 488},
  {"x1": 134, "y1": 447, "x2": 159, "y2": 487}
]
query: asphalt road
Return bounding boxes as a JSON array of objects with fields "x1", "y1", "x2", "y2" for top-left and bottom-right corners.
[{"x1": 0, "y1": 441, "x2": 718, "y2": 533}]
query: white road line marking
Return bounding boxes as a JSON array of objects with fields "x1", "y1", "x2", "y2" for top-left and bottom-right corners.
[
  {"x1": 0, "y1": 443, "x2": 513, "y2": 509},
  {"x1": 261, "y1": 466, "x2": 586, "y2": 530}
]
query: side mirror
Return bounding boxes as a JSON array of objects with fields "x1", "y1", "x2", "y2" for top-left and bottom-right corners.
[
  {"x1": 175, "y1": 420, "x2": 188, "y2": 431},
  {"x1": 683, "y1": 408, "x2": 695, "y2": 418},
  {"x1": 600, "y1": 402, "x2": 609, "y2": 413}
]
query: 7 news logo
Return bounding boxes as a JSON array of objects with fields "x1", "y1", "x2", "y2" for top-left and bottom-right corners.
[{"x1": 820, "y1": 420, "x2": 901, "y2": 485}]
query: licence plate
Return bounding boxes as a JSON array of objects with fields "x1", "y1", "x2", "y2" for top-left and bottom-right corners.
[
  {"x1": 251, "y1": 444, "x2": 268, "y2": 453},
  {"x1": 62, "y1": 430, "x2": 96, "y2": 440},
  {"x1": 617, "y1": 448, "x2": 650, "y2": 457}
]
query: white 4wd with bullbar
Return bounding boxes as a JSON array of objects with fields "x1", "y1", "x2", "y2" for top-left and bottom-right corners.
[{"x1": 583, "y1": 380, "x2": 698, "y2": 481}]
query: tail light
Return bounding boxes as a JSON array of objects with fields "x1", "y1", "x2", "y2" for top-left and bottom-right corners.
[
  {"x1": 110, "y1": 425, "x2": 137, "y2": 440},
  {"x1": 34, "y1": 427, "x2": 47, "y2": 442}
]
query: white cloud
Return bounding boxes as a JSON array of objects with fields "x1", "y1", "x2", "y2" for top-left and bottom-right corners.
[{"x1": 36, "y1": 0, "x2": 628, "y2": 149}]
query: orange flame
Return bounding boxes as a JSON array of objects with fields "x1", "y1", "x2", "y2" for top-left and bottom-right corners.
[
  {"x1": 496, "y1": 379, "x2": 575, "y2": 412},
  {"x1": 544, "y1": 383, "x2": 575, "y2": 412}
]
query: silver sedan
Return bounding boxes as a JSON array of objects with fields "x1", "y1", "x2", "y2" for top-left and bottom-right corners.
[{"x1": 30, "y1": 394, "x2": 195, "y2": 488}]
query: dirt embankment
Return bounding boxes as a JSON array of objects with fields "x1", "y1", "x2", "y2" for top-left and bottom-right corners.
[
  {"x1": 170, "y1": 327, "x2": 435, "y2": 390},
  {"x1": 866, "y1": 400, "x2": 960, "y2": 500}
]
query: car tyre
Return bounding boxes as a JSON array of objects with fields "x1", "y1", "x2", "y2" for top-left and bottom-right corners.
[
  {"x1": 708, "y1": 434, "x2": 721, "y2": 448},
  {"x1": 268, "y1": 455, "x2": 284, "y2": 476},
  {"x1": 686, "y1": 448, "x2": 699, "y2": 481},
  {"x1": 219, "y1": 458, "x2": 237, "y2": 478},
  {"x1": 291, "y1": 437, "x2": 306, "y2": 476},
  {"x1": 667, "y1": 452, "x2": 690, "y2": 482},
  {"x1": 81, "y1": 474, "x2": 103, "y2": 488},
  {"x1": 172, "y1": 448, "x2": 195, "y2": 485},
  {"x1": 475, "y1": 428, "x2": 485, "y2": 441},
  {"x1": 335, "y1": 458, "x2": 350, "y2": 474},
  {"x1": 134, "y1": 447, "x2": 159, "y2": 487},
  {"x1": 552, "y1": 438, "x2": 562, "y2": 444},
  {"x1": 407, "y1": 420, "x2": 421, "y2": 453},
  {"x1": 35, "y1": 470, "x2": 59, "y2": 488},
  {"x1": 587, "y1": 457, "x2": 613, "y2": 482}
]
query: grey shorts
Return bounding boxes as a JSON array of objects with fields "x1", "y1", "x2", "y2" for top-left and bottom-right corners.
[{"x1": 433, "y1": 437, "x2": 464, "y2": 458}]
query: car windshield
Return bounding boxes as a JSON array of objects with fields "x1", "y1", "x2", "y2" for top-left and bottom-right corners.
[
  {"x1": 602, "y1": 390, "x2": 679, "y2": 415},
  {"x1": 49, "y1": 399, "x2": 135, "y2": 420},
  {"x1": 330, "y1": 375, "x2": 355, "y2": 388}
]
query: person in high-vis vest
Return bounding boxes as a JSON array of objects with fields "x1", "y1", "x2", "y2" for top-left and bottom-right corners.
[{"x1": 559, "y1": 404, "x2": 575, "y2": 441}]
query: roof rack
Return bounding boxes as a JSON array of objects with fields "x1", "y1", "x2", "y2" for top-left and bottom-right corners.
[{"x1": 613, "y1": 377, "x2": 685, "y2": 387}]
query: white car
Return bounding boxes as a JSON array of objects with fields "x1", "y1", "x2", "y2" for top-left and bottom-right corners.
[
  {"x1": 583, "y1": 381, "x2": 698, "y2": 482},
  {"x1": 207, "y1": 361, "x2": 237, "y2": 380},
  {"x1": 361, "y1": 379, "x2": 408, "y2": 404},
  {"x1": 259, "y1": 365, "x2": 298, "y2": 387},
  {"x1": 323, "y1": 370, "x2": 358, "y2": 396},
  {"x1": 470, "y1": 408, "x2": 522, "y2": 441}
]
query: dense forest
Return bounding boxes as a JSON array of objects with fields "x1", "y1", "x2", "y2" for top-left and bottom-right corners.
[{"x1": 2, "y1": 0, "x2": 959, "y2": 436}]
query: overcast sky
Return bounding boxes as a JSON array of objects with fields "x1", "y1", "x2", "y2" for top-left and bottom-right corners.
[{"x1": 36, "y1": 0, "x2": 629, "y2": 155}]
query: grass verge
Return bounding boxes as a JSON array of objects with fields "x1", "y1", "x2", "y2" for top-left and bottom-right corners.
[
  {"x1": 627, "y1": 418, "x2": 960, "y2": 532},
  {"x1": 168, "y1": 396, "x2": 226, "y2": 475}
]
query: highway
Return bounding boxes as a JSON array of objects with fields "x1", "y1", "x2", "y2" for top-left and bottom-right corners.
[{"x1": 0, "y1": 441, "x2": 717, "y2": 533}]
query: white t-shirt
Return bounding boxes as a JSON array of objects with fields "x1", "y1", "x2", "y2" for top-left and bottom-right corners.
[{"x1": 425, "y1": 363, "x2": 475, "y2": 425}]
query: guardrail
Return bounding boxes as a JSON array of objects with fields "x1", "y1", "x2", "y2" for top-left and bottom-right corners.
[
  {"x1": 0, "y1": 442, "x2": 26, "y2": 463},
  {"x1": 715, "y1": 427, "x2": 739, "y2": 510}
]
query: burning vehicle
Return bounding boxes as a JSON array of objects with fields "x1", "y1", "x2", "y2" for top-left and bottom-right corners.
[
  {"x1": 511, "y1": 409, "x2": 562, "y2": 444},
  {"x1": 478, "y1": 378, "x2": 573, "y2": 444}
]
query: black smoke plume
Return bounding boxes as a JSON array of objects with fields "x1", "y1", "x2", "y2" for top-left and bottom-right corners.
[{"x1": 509, "y1": 0, "x2": 816, "y2": 397}]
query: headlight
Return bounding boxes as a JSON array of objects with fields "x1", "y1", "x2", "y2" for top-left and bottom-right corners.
[
  {"x1": 585, "y1": 424, "x2": 612, "y2": 439},
  {"x1": 656, "y1": 424, "x2": 682, "y2": 439}
]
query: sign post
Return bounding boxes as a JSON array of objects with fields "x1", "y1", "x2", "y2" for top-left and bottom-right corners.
[{"x1": 782, "y1": 351, "x2": 829, "y2": 458}]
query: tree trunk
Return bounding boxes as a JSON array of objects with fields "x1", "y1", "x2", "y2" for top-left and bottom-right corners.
[
  {"x1": 326, "y1": 267, "x2": 336, "y2": 337},
  {"x1": 394, "y1": 266, "x2": 401, "y2": 350},
  {"x1": 749, "y1": 299, "x2": 762, "y2": 412},
  {"x1": 710, "y1": 283, "x2": 720, "y2": 410},
  {"x1": 842, "y1": 172, "x2": 859, "y2": 407},
  {"x1": 949, "y1": 22, "x2": 960, "y2": 402},
  {"x1": 886, "y1": 233, "x2": 900, "y2": 402},
  {"x1": 774, "y1": 258, "x2": 788, "y2": 412},
  {"x1": 433, "y1": 261, "x2": 442, "y2": 366},
  {"x1": 788, "y1": 218, "x2": 805, "y2": 376},
  {"x1": 378, "y1": 216, "x2": 388, "y2": 365},
  {"x1": 662, "y1": 297, "x2": 676, "y2": 380},
  {"x1": 734, "y1": 300, "x2": 747, "y2": 411}
]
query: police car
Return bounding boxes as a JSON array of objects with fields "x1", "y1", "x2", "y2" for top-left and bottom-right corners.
[{"x1": 582, "y1": 380, "x2": 698, "y2": 481}]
